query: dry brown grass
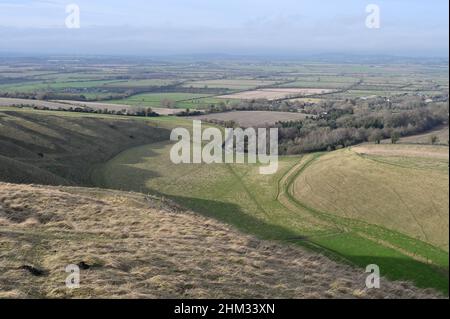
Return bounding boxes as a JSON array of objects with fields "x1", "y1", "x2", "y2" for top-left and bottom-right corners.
[
  {"x1": 293, "y1": 148, "x2": 449, "y2": 249},
  {"x1": 0, "y1": 182, "x2": 441, "y2": 299},
  {"x1": 397, "y1": 126, "x2": 449, "y2": 145},
  {"x1": 353, "y1": 144, "x2": 449, "y2": 160}
]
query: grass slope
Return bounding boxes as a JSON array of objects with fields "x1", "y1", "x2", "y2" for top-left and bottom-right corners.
[
  {"x1": 94, "y1": 141, "x2": 449, "y2": 294},
  {"x1": 0, "y1": 108, "x2": 170, "y2": 185},
  {"x1": 2, "y1": 182, "x2": 439, "y2": 299},
  {"x1": 293, "y1": 147, "x2": 449, "y2": 249}
]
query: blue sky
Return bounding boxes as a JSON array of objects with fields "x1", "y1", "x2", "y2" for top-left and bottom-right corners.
[{"x1": 0, "y1": 0, "x2": 448, "y2": 56}]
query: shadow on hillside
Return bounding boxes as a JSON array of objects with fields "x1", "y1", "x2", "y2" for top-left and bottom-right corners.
[
  {"x1": 96, "y1": 159, "x2": 450, "y2": 295},
  {"x1": 93, "y1": 147, "x2": 165, "y2": 193},
  {"x1": 142, "y1": 191, "x2": 449, "y2": 294}
]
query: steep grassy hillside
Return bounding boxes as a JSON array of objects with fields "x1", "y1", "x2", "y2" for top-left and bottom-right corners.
[
  {"x1": 0, "y1": 108, "x2": 170, "y2": 185},
  {"x1": 94, "y1": 141, "x2": 449, "y2": 294},
  {"x1": 0, "y1": 182, "x2": 441, "y2": 299}
]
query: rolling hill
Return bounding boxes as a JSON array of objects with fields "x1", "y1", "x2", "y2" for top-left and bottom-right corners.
[
  {"x1": 0, "y1": 107, "x2": 448, "y2": 297},
  {"x1": 0, "y1": 107, "x2": 170, "y2": 185},
  {"x1": 0, "y1": 182, "x2": 440, "y2": 299},
  {"x1": 94, "y1": 139, "x2": 449, "y2": 294},
  {"x1": 292, "y1": 145, "x2": 449, "y2": 250}
]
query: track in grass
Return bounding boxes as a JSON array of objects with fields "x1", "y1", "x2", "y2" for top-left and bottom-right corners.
[{"x1": 93, "y1": 139, "x2": 449, "y2": 294}]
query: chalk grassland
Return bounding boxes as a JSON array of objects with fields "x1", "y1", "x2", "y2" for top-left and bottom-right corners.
[
  {"x1": 353, "y1": 144, "x2": 449, "y2": 160},
  {"x1": 217, "y1": 88, "x2": 335, "y2": 100},
  {"x1": 190, "y1": 111, "x2": 309, "y2": 127},
  {"x1": 293, "y1": 146, "x2": 449, "y2": 250},
  {"x1": 0, "y1": 183, "x2": 440, "y2": 299},
  {"x1": 0, "y1": 108, "x2": 171, "y2": 185},
  {"x1": 94, "y1": 140, "x2": 449, "y2": 294},
  {"x1": 384, "y1": 126, "x2": 449, "y2": 145},
  {"x1": 0, "y1": 108, "x2": 448, "y2": 295}
]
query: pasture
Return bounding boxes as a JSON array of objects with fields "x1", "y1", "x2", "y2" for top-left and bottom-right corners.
[
  {"x1": 93, "y1": 136, "x2": 449, "y2": 294},
  {"x1": 190, "y1": 111, "x2": 309, "y2": 126},
  {"x1": 109, "y1": 92, "x2": 216, "y2": 108},
  {"x1": 182, "y1": 79, "x2": 280, "y2": 90},
  {"x1": 1, "y1": 57, "x2": 449, "y2": 297},
  {"x1": 293, "y1": 146, "x2": 449, "y2": 249},
  {"x1": 383, "y1": 126, "x2": 449, "y2": 146},
  {"x1": 0, "y1": 183, "x2": 437, "y2": 299},
  {"x1": 217, "y1": 88, "x2": 334, "y2": 100}
]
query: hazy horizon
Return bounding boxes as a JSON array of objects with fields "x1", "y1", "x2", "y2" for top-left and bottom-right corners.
[{"x1": 0, "y1": 0, "x2": 448, "y2": 57}]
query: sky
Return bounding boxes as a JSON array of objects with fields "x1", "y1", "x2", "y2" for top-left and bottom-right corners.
[{"x1": 0, "y1": 0, "x2": 448, "y2": 57}]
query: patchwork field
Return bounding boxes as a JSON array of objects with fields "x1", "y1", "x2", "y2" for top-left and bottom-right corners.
[
  {"x1": 109, "y1": 92, "x2": 219, "y2": 109},
  {"x1": 218, "y1": 88, "x2": 334, "y2": 100},
  {"x1": 182, "y1": 79, "x2": 280, "y2": 90},
  {"x1": 1, "y1": 58, "x2": 449, "y2": 299},
  {"x1": 190, "y1": 111, "x2": 309, "y2": 126}
]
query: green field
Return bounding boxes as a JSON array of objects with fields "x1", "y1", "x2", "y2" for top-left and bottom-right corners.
[
  {"x1": 0, "y1": 80, "x2": 121, "y2": 93},
  {"x1": 109, "y1": 92, "x2": 226, "y2": 109},
  {"x1": 93, "y1": 136, "x2": 449, "y2": 294},
  {"x1": 1, "y1": 58, "x2": 449, "y2": 297},
  {"x1": 102, "y1": 79, "x2": 177, "y2": 88},
  {"x1": 182, "y1": 79, "x2": 280, "y2": 90}
]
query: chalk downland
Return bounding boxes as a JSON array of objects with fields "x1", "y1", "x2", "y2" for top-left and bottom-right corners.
[{"x1": 0, "y1": 183, "x2": 441, "y2": 299}]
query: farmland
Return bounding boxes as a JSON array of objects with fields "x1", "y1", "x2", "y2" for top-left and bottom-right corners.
[
  {"x1": 0, "y1": 56, "x2": 449, "y2": 298},
  {"x1": 1, "y1": 57, "x2": 447, "y2": 111},
  {"x1": 93, "y1": 135, "x2": 449, "y2": 294},
  {"x1": 191, "y1": 111, "x2": 309, "y2": 126},
  {"x1": 182, "y1": 79, "x2": 280, "y2": 90},
  {"x1": 1, "y1": 107, "x2": 445, "y2": 298},
  {"x1": 382, "y1": 125, "x2": 449, "y2": 146},
  {"x1": 217, "y1": 88, "x2": 335, "y2": 101},
  {"x1": 109, "y1": 93, "x2": 212, "y2": 108},
  {"x1": 293, "y1": 146, "x2": 449, "y2": 249}
]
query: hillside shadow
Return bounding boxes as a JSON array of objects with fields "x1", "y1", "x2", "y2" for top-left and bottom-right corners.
[
  {"x1": 95, "y1": 160, "x2": 450, "y2": 296},
  {"x1": 92, "y1": 143, "x2": 169, "y2": 191},
  {"x1": 142, "y1": 190, "x2": 450, "y2": 295}
]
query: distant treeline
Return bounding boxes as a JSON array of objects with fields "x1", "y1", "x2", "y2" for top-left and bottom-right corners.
[
  {"x1": 199, "y1": 94, "x2": 449, "y2": 155},
  {"x1": 18, "y1": 105, "x2": 160, "y2": 117},
  {"x1": 276, "y1": 98, "x2": 449, "y2": 154}
]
